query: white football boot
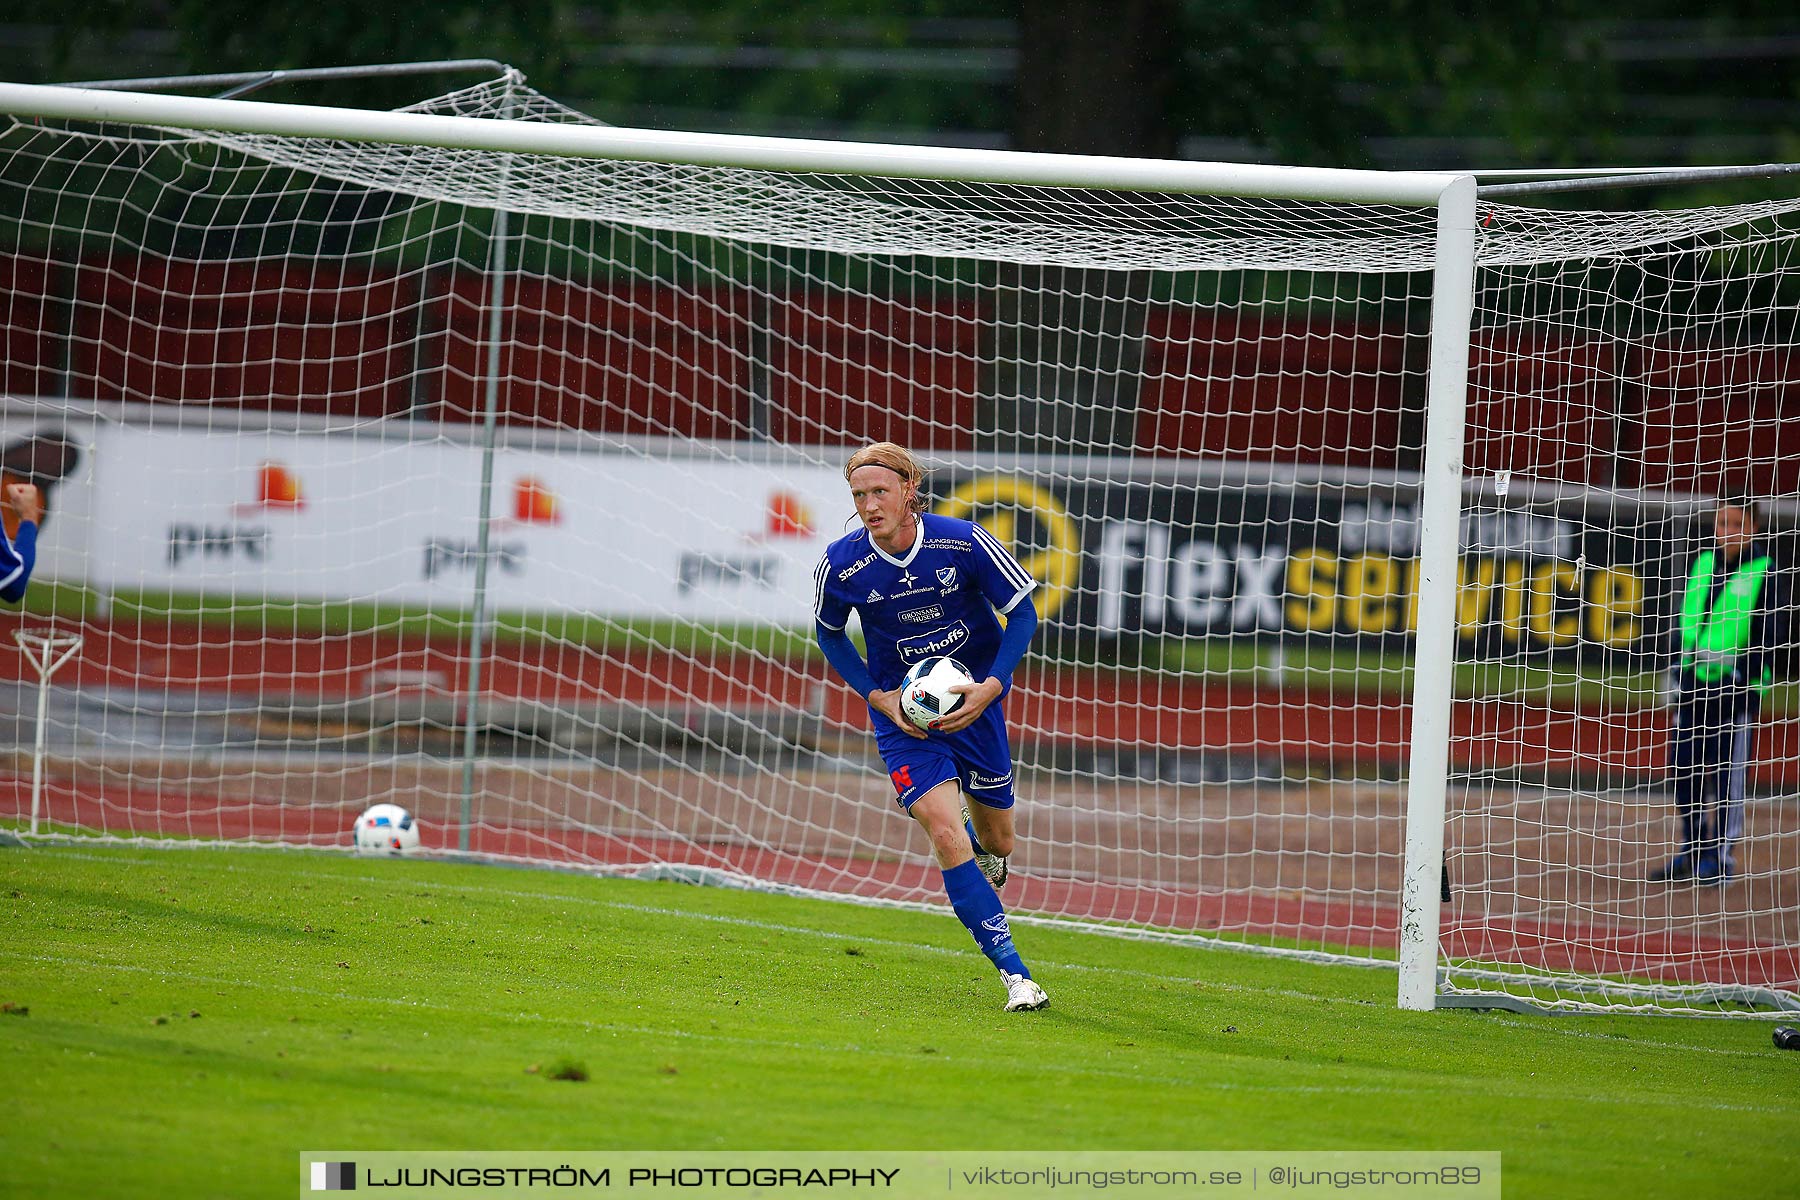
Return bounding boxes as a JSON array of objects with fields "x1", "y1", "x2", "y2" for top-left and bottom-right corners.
[
  {"x1": 1002, "y1": 970, "x2": 1049, "y2": 1012},
  {"x1": 976, "y1": 850, "x2": 1010, "y2": 890}
]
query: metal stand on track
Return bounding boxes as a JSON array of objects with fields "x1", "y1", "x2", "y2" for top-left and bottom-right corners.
[{"x1": 13, "y1": 629, "x2": 83, "y2": 836}]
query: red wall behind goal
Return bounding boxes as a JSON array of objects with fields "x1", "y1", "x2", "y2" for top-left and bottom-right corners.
[{"x1": 6, "y1": 253, "x2": 1800, "y2": 488}]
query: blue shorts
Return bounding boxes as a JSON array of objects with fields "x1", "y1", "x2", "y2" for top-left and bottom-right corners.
[{"x1": 872, "y1": 700, "x2": 1016, "y2": 811}]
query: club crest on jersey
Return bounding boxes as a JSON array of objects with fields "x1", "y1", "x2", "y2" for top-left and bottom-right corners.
[{"x1": 937, "y1": 567, "x2": 957, "y2": 589}]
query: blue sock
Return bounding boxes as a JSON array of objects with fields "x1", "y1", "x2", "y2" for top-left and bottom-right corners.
[
  {"x1": 964, "y1": 817, "x2": 986, "y2": 857},
  {"x1": 941, "y1": 859, "x2": 1028, "y2": 977}
]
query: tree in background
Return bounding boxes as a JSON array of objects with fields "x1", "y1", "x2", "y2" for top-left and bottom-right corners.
[
  {"x1": 35, "y1": 0, "x2": 566, "y2": 109},
  {"x1": 1011, "y1": 0, "x2": 1181, "y2": 158},
  {"x1": 22, "y1": 1, "x2": 1800, "y2": 171}
]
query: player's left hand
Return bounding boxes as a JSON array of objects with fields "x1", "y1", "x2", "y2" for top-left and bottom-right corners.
[{"x1": 932, "y1": 676, "x2": 1003, "y2": 735}]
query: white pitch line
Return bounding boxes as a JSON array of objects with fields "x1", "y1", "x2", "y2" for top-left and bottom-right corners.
[
  {"x1": 2, "y1": 948, "x2": 1790, "y2": 1116},
  {"x1": 22, "y1": 847, "x2": 1795, "y2": 1048},
  {"x1": 22, "y1": 847, "x2": 1388, "y2": 1004}
]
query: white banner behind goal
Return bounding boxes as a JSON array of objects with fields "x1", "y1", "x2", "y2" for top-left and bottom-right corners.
[{"x1": 1, "y1": 72, "x2": 1796, "y2": 1016}]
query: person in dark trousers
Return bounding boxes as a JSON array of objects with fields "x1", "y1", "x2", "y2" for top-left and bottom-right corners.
[{"x1": 1651, "y1": 498, "x2": 1788, "y2": 885}]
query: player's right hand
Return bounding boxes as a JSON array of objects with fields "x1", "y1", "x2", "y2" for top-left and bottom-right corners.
[
  {"x1": 867, "y1": 687, "x2": 928, "y2": 738},
  {"x1": 4, "y1": 483, "x2": 41, "y2": 525}
]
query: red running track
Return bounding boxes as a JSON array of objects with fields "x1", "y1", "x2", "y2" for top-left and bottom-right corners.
[{"x1": 8, "y1": 612, "x2": 1800, "y2": 780}]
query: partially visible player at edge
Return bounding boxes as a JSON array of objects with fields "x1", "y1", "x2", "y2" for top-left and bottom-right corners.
[
  {"x1": 0, "y1": 483, "x2": 42, "y2": 604},
  {"x1": 1650, "y1": 495, "x2": 1789, "y2": 885},
  {"x1": 812, "y1": 443, "x2": 1048, "y2": 1012}
]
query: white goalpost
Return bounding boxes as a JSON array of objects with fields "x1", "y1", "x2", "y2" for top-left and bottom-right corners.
[{"x1": 1, "y1": 70, "x2": 1796, "y2": 1018}]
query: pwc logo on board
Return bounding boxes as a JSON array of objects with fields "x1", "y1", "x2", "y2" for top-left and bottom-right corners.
[
  {"x1": 762, "y1": 490, "x2": 814, "y2": 539},
  {"x1": 171, "y1": 460, "x2": 299, "y2": 568},
  {"x1": 419, "y1": 475, "x2": 553, "y2": 582},
  {"x1": 506, "y1": 476, "x2": 560, "y2": 526},
  {"x1": 233, "y1": 461, "x2": 306, "y2": 514}
]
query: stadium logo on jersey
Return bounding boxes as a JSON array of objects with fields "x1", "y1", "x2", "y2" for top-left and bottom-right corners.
[
  {"x1": 837, "y1": 552, "x2": 877, "y2": 582},
  {"x1": 866, "y1": 589, "x2": 883, "y2": 603},
  {"x1": 896, "y1": 621, "x2": 970, "y2": 663},
  {"x1": 898, "y1": 604, "x2": 944, "y2": 625},
  {"x1": 937, "y1": 567, "x2": 958, "y2": 589}
]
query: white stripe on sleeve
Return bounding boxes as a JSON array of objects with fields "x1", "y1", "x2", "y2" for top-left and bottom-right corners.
[
  {"x1": 812, "y1": 553, "x2": 845, "y2": 629},
  {"x1": 998, "y1": 580, "x2": 1038, "y2": 614},
  {"x1": 971, "y1": 523, "x2": 1035, "y2": 590}
]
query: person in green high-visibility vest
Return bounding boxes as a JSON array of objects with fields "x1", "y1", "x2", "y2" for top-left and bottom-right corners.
[{"x1": 1651, "y1": 498, "x2": 1789, "y2": 885}]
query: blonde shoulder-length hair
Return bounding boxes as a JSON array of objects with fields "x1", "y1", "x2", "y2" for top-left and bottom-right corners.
[{"x1": 844, "y1": 442, "x2": 929, "y2": 512}]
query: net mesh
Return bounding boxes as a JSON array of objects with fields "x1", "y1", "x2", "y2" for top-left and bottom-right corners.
[
  {"x1": 1444, "y1": 216, "x2": 1800, "y2": 1013},
  {"x1": 2, "y1": 72, "x2": 1797, "y2": 1015}
]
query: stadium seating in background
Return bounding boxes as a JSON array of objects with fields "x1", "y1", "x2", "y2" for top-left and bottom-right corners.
[
  {"x1": 762, "y1": 293, "x2": 981, "y2": 451},
  {"x1": 1630, "y1": 339, "x2": 1800, "y2": 495},
  {"x1": 439, "y1": 275, "x2": 751, "y2": 438},
  {"x1": 72, "y1": 257, "x2": 412, "y2": 418},
  {"x1": 0, "y1": 253, "x2": 63, "y2": 400},
  {"x1": 8, "y1": 254, "x2": 1800, "y2": 486},
  {"x1": 1135, "y1": 309, "x2": 1410, "y2": 470},
  {"x1": 1463, "y1": 329, "x2": 1618, "y2": 487}
]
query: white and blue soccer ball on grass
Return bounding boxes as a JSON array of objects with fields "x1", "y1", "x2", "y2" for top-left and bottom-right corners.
[
  {"x1": 352, "y1": 803, "x2": 422, "y2": 856},
  {"x1": 900, "y1": 656, "x2": 975, "y2": 730}
]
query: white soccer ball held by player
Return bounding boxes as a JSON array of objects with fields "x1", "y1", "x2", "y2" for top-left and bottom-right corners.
[{"x1": 899, "y1": 655, "x2": 976, "y2": 730}]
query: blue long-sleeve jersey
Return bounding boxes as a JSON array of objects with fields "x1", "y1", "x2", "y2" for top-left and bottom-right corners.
[
  {"x1": 0, "y1": 521, "x2": 38, "y2": 604},
  {"x1": 812, "y1": 512, "x2": 1037, "y2": 692}
]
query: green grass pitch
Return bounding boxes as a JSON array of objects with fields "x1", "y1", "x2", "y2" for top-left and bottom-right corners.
[{"x1": 2, "y1": 843, "x2": 1795, "y2": 1199}]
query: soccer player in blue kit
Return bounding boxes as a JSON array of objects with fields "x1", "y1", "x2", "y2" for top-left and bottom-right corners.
[
  {"x1": 0, "y1": 482, "x2": 42, "y2": 604},
  {"x1": 812, "y1": 442, "x2": 1049, "y2": 1012}
]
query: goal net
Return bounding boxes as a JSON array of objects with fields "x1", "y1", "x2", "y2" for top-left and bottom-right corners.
[
  {"x1": 1, "y1": 71, "x2": 1795, "y2": 1016},
  {"x1": 1441, "y1": 203, "x2": 1800, "y2": 1014}
]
